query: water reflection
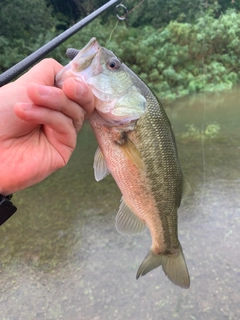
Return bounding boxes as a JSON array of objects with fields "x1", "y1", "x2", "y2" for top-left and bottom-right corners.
[{"x1": 0, "y1": 88, "x2": 240, "y2": 319}]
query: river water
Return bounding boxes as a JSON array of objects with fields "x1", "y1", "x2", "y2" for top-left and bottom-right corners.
[{"x1": 0, "y1": 88, "x2": 240, "y2": 320}]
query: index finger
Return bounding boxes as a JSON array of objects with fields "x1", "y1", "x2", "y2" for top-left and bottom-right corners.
[{"x1": 16, "y1": 58, "x2": 63, "y2": 86}]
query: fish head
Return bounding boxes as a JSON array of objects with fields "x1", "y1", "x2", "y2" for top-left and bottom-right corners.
[
  {"x1": 56, "y1": 38, "x2": 146, "y2": 125},
  {"x1": 55, "y1": 37, "x2": 101, "y2": 86}
]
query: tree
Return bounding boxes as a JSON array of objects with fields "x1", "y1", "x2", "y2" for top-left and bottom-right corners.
[
  {"x1": 0, "y1": 0, "x2": 55, "y2": 39},
  {"x1": 0, "y1": 0, "x2": 57, "y2": 72}
]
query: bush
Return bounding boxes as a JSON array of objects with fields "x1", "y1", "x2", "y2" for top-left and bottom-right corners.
[
  {"x1": 0, "y1": 0, "x2": 58, "y2": 73},
  {"x1": 85, "y1": 8, "x2": 240, "y2": 101},
  {"x1": 2, "y1": 6, "x2": 240, "y2": 102}
]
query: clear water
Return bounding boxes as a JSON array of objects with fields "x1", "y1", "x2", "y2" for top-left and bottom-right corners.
[{"x1": 1, "y1": 88, "x2": 240, "y2": 320}]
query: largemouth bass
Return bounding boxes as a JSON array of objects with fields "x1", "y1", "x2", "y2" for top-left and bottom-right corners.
[{"x1": 56, "y1": 38, "x2": 191, "y2": 288}]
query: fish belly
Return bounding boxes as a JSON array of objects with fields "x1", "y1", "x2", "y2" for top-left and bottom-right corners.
[{"x1": 89, "y1": 115, "x2": 166, "y2": 253}]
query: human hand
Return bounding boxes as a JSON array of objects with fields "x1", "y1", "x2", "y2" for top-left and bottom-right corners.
[{"x1": 0, "y1": 58, "x2": 94, "y2": 195}]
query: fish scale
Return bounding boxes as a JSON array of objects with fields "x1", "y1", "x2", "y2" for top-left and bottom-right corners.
[
  {"x1": 55, "y1": 37, "x2": 192, "y2": 289},
  {"x1": 136, "y1": 100, "x2": 182, "y2": 251}
]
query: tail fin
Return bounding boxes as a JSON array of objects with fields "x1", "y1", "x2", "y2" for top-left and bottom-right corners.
[{"x1": 136, "y1": 245, "x2": 190, "y2": 289}]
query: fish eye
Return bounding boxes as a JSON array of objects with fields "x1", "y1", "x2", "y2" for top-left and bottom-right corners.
[{"x1": 107, "y1": 58, "x2": 121, "y2": 70}]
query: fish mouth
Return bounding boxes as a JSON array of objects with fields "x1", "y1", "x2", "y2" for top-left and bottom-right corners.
[
  {"x1": 72, "y1": 37, "x2": 100, "y2": 72},
  {"x1": 55, "y1": 37, "x2": 101, "y2": 87}
]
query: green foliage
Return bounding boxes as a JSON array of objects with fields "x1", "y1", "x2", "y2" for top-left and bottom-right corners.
[
  {"x1": 84, "y1": 8, "x2": 240, "y2": 101},
  {"x1": 2, "y1": 1, "x2": 240, "y2": 102},
  {"x1": 45, "y1": 0, "x2": 107, "y2": 28},
  {"x1": 0, "y1": 0, "x2": 58, "y2": 73},
  {"x1": 205, "y1": 123, "x2": 221, "y2": 138},
  {"x1": 0, "y1": 0, "x2": 55, "y2": 39},
  {"x1": 119, "y1": 0, "x2": 240, "y2": 28},
  {"x1": 178, "y1": 122, "x2": 221, "y2": 143}
]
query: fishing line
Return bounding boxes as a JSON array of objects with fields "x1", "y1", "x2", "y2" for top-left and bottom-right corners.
[
  {"x1": 105, "y1": 19, "x2": 119, "y2": 47},
  {"x1": 124, "y1": 0, "x2": 146, "y2": 17},
  {"x1": 106, "y1": 0, "x2": 146, "y2": 46},
  {"x1": 200, "y1": 0, "x2": 207, "y2": 207},
  {"x1": 105, "y1": 3, "x2": 127, "y2": 46}
]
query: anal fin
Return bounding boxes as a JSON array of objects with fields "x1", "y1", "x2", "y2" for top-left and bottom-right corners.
[{"x1": 116, "y1": 197, "x2": 146, "y2": 235}]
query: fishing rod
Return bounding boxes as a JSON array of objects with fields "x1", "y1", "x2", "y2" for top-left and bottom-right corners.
[{"x1": 0, "y1": 0, "x2": 121, "y2": 87}]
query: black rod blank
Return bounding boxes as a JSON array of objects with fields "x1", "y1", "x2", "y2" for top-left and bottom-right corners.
[{"x1": 0, "y1": 0, "x2": 121, "y2": 87}]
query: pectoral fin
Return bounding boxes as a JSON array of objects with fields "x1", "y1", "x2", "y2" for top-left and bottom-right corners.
[
  {"x1": 93, "y1": 147, "x2": 110, "y2": 181},
  {"x1": 116, "y1": 197, "x2": 146, "y2": 235},
  {"x1": 120, "y1": 138, "x2": 145, "y2": 172}
]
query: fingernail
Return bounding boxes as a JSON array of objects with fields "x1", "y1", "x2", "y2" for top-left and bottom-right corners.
[
  {"x1": 37, "y1": 84, "x2": 52, "y2": 96},
  {"x1": 20, "y1": 103, "x2": 32, "y2": 110}
]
